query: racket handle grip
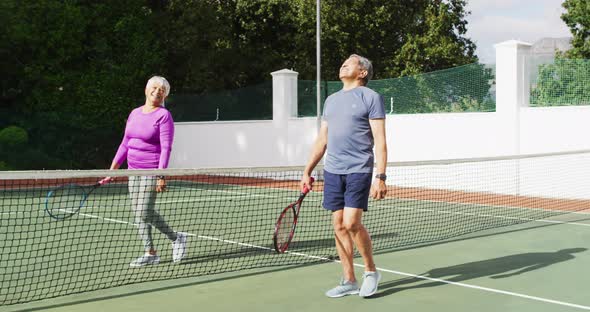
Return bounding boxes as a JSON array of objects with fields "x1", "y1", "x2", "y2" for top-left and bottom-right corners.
[{"x1": 302, "y1": 177, "x2": 315, "y2": 194}]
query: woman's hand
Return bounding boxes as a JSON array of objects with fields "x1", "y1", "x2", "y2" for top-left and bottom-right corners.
[
  {"x1": 156, "y1": 177, "x2": 167, "y2": 192},
  {"x1": 99, "y1": 177, "x2": 113, "y2": 185}
]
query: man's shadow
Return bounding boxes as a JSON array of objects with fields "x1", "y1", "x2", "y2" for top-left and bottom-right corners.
[{"x1": 372, "y1": 248, "x2": 587, "y2": 298}]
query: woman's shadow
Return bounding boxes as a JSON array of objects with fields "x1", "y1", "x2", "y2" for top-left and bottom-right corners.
[{"x1": 372, "y1": 248, "x2": 587, "y2": 298}]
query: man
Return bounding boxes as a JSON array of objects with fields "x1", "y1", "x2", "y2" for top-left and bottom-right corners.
[{"x1": 301, "y1": 54, "x2": 388, "y2": 298}]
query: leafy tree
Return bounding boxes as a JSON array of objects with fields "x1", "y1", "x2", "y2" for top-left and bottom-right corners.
[
  {"x1": 295, "y1": 0, "x2": 485, "y2": 114},
  {"x1": 0, "y1": 126, "x2": 28, "y2": 147},
  {"x1": 562, "y1": 0, "x2": 590, "y2": 58},
  {"x1": 1, "y1": 0, "x2": 164, "y2": 169},
  {"x1": 161, "y1": 0, "x2": 233, "y2": 92},
  {"x1": 161, "y1": 0, "x2": 478, "y2": 86},
  {"x1": 382, "y1": 0, "x2": 487, "y2": 113},
  {"x1": 530, "y1": 58, "x2": 590, "y2": 106},
  {"x1": 288, "y1": 0, "x2": 476, "y2": 80},
  {"x1": 1, "y1": 0, "x2": 484, "y2": 169},
  {"x1": 530, "y1": 0, "x2": 590, "y2": 107},
  {"x1": 392, "y1": 0, "x2": 476, "y2": 76},
  {"x1": 368, "y1": 63, "x2": 494, "y2": 114},
  {"x1": 167, "y1": 0, "x2": 484, "y2": 118}
]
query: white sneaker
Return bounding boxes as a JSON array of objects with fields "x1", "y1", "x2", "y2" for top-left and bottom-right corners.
[
  {"x1": 130, "y1": 253, "x2": 160, "y2": 267},
  {"x1": 172, "y1": 232, "x2": 187, "y2": 263},
  {"x1": 359, "y1": 271, "x2": 382, "y2": 297},
  {"x1": 325, "y1": 279, "x2": 360, "y2": 298}
]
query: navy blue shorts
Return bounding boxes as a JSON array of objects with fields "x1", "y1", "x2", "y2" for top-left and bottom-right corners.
[{"x1": 323, "y1": 170, "x2": 372, "y2": 211}]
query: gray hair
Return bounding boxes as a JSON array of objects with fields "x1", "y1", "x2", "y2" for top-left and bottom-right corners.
[
  {"x1": 146, "y1": 76, "x2": 171, "y2": 97},
  {"x1": 349, "y1": 54, "x2": 373, "y2": 85}
]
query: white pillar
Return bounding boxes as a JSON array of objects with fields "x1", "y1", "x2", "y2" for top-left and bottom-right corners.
[
  {"x1": 495, "y1": 40, "x2": 532, "y2": 195},
  {"x1": 270, "y1": 69, "x2": 299, "y2": 165},
  {"x1": 494, "y1": 40, "x2": 532, "y2": 155},
  {"x1": 271, "y1": 69, "x2": 299, "y2": 123}
]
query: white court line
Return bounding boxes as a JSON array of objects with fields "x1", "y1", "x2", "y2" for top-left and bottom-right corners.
[
  {"x1": 4, "y1": 196, "x2": 590, "y2": 233},
  {"x1": 75, "y1": 209, "x2": 277, "y2": 251},
  {"x1": 168, "y1": 186, "x2": 284, "y2": 199},
  {"x1": 93, "y1": 186, "x2": 590, "y2": 229},
  {"x1": 82, "y1": 202, "x2": 590, "y2": 225},
  {"x1": 528, "y1": 219, "x2": 590, "y2": 227},
  {"x1": 284, "y1": 249, "x2": 590, "y2": 310},
  {"x1": 366, "y1": 264, "x2": 590, "y2": 310},
  {"x1": 175, "y1": 183, "x2": 590, "y2": 216},
  {"x1": 164, "y1": 189, "x2": 590, "y2": 228},
  {"x1": 0, "y1": 199, "x2": 590, "y2": 227}
]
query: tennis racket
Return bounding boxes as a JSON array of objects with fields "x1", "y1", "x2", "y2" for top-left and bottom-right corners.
[
  {"x1": 273, "y1": 177, "x2": 314, "y2": 253},
  {"x1": 44, "y1": 177, "x2": 112, "y2": 220}
]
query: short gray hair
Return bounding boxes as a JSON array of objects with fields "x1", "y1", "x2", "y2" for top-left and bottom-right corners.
[
  {"x1": 146, "y1": 76, "x2": 171, "y2": 97},
  {"x1": 349, "y1": 54, "x2": 373, "y2": 85}
]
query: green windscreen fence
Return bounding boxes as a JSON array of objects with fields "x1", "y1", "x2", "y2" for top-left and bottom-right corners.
[
  {"x1": 167, "y1": 81, "x2": 273, "y2": 122},
  {"x1": 166, "y1": 63, "x2": 496, "y2": 122},
  {"x1": 299, "y1": 63, "x2": 496, "y2": 116},
  {"x1": 530, "y1": 57, "x2": 590, "y2": 107}
]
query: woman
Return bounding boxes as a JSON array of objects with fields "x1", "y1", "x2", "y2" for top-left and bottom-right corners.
[{"x1": 109, "y1": 76, "x2": 187, "y2": 267}]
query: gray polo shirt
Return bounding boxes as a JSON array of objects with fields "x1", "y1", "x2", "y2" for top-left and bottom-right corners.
[{"x1": 323, "y1": 86, "x2": 386, "y2": 174}]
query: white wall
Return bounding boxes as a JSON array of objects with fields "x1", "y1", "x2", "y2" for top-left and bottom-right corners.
[
  {"x1": 170, "y1": 113, "x2": 511, "y2": 168},
  {"x1": 520, "y1": 106, "x2": 590, "y2": 153},
  {"x1": 387, "y1": 112, "x2": 506, "y2": 161},
  {"x1": 171, "y1": 118, "x2": 318, "y2": 168},
  {"x1": 171, "y1": 106, "x2": 590, "y2": 167}
]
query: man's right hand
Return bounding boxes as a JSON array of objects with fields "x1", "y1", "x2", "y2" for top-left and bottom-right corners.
[{"x1": 300, "y1": 175, "x2": 314, "y2": 192}]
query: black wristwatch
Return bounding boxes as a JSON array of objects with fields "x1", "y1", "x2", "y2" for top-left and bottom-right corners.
[{"x1": 374, "y1": 173, "x2": 387, "y2": 181}]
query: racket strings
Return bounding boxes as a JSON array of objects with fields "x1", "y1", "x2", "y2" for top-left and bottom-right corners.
[
  {"x1": 45, "y1": 184, "x2": 88, "y2": 219},
  {"x1": 275, "y1": 207, "x2": 296, "y2": 250}
]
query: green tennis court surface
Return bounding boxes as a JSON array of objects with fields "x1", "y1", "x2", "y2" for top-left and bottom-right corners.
[
  {"x1": 1, "y1": 211, "x2": 589, "y2": 312},
  {"x1": 2, "y1": 153, "x2": 590, "y2": 310}
]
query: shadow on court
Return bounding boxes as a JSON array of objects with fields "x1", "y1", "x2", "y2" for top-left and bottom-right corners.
[
  {"x1": 178, "y1": 231, "x2": 401, "y2": 265},
  {"x1": 371, "y1": 248, "x2": 587, "y2": 299},
  {"x1": 7, "y1": 260, "x2": 328, "y2": 312}
]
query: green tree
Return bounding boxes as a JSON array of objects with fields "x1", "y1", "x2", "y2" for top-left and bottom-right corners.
[
  {"x1": 164, "y1": 0, "x2": 484, "y2": 119},
  {"x1": 0, "y1": 126, "x2": 28, "y2": 147},
  {"x1": 562, "y1": 0, "x2": 590, "y2": 58},
  {"x1": 382, "y1": 0, "x2": 487, "y2": 114},
  {"x1": 161, "y1": 0, "x2": 301, "y2": 93},
  {"x1": 161, "y1": 0, "x2": 233, "y2": 92},
  {"x1": 1, "y1": 0, "x2": 484, "y2": 169},
  {"x1": 161, "y1": 0, "x2": 478, "y2": 86},
  {"x1": 393, "y1": 0, "x2": 476, "y2": 76},
  {"x1": 289, "y1": 0, "x2": 477, "y2": 80},
  {"x1": 1, "y1": 0, "x2": 164, "y2": 169},
  {"x1": 296, "y1": 0, "x2": 485, "y2": 114},
  {"x1": 529, "y1": 0, "x2": 590, "y2": 107},
  {"x1": 530, "y1": 58, "x2": 590, "y2": 106}
]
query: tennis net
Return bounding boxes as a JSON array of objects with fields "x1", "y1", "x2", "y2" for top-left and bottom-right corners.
[{"x1": 1, "y1": 150, "x2": 590, "y2": 305}]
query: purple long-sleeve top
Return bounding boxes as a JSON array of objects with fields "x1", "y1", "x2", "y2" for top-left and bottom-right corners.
[{"x1": 113, "y1": 107, "x2": 174, "y2": 169}]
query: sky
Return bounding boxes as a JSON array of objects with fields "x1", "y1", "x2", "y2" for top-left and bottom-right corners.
[{"x1": 464, "y1": 0, "x2": 572, "y2": 63}]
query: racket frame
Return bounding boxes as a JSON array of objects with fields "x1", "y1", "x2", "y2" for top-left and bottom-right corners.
[
  {"x1": 273, "y1": 177, "x2": 314, "y2": 253},
  {"x1": 44, "y1": 181, "x2": 103, "y2": 220}
]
